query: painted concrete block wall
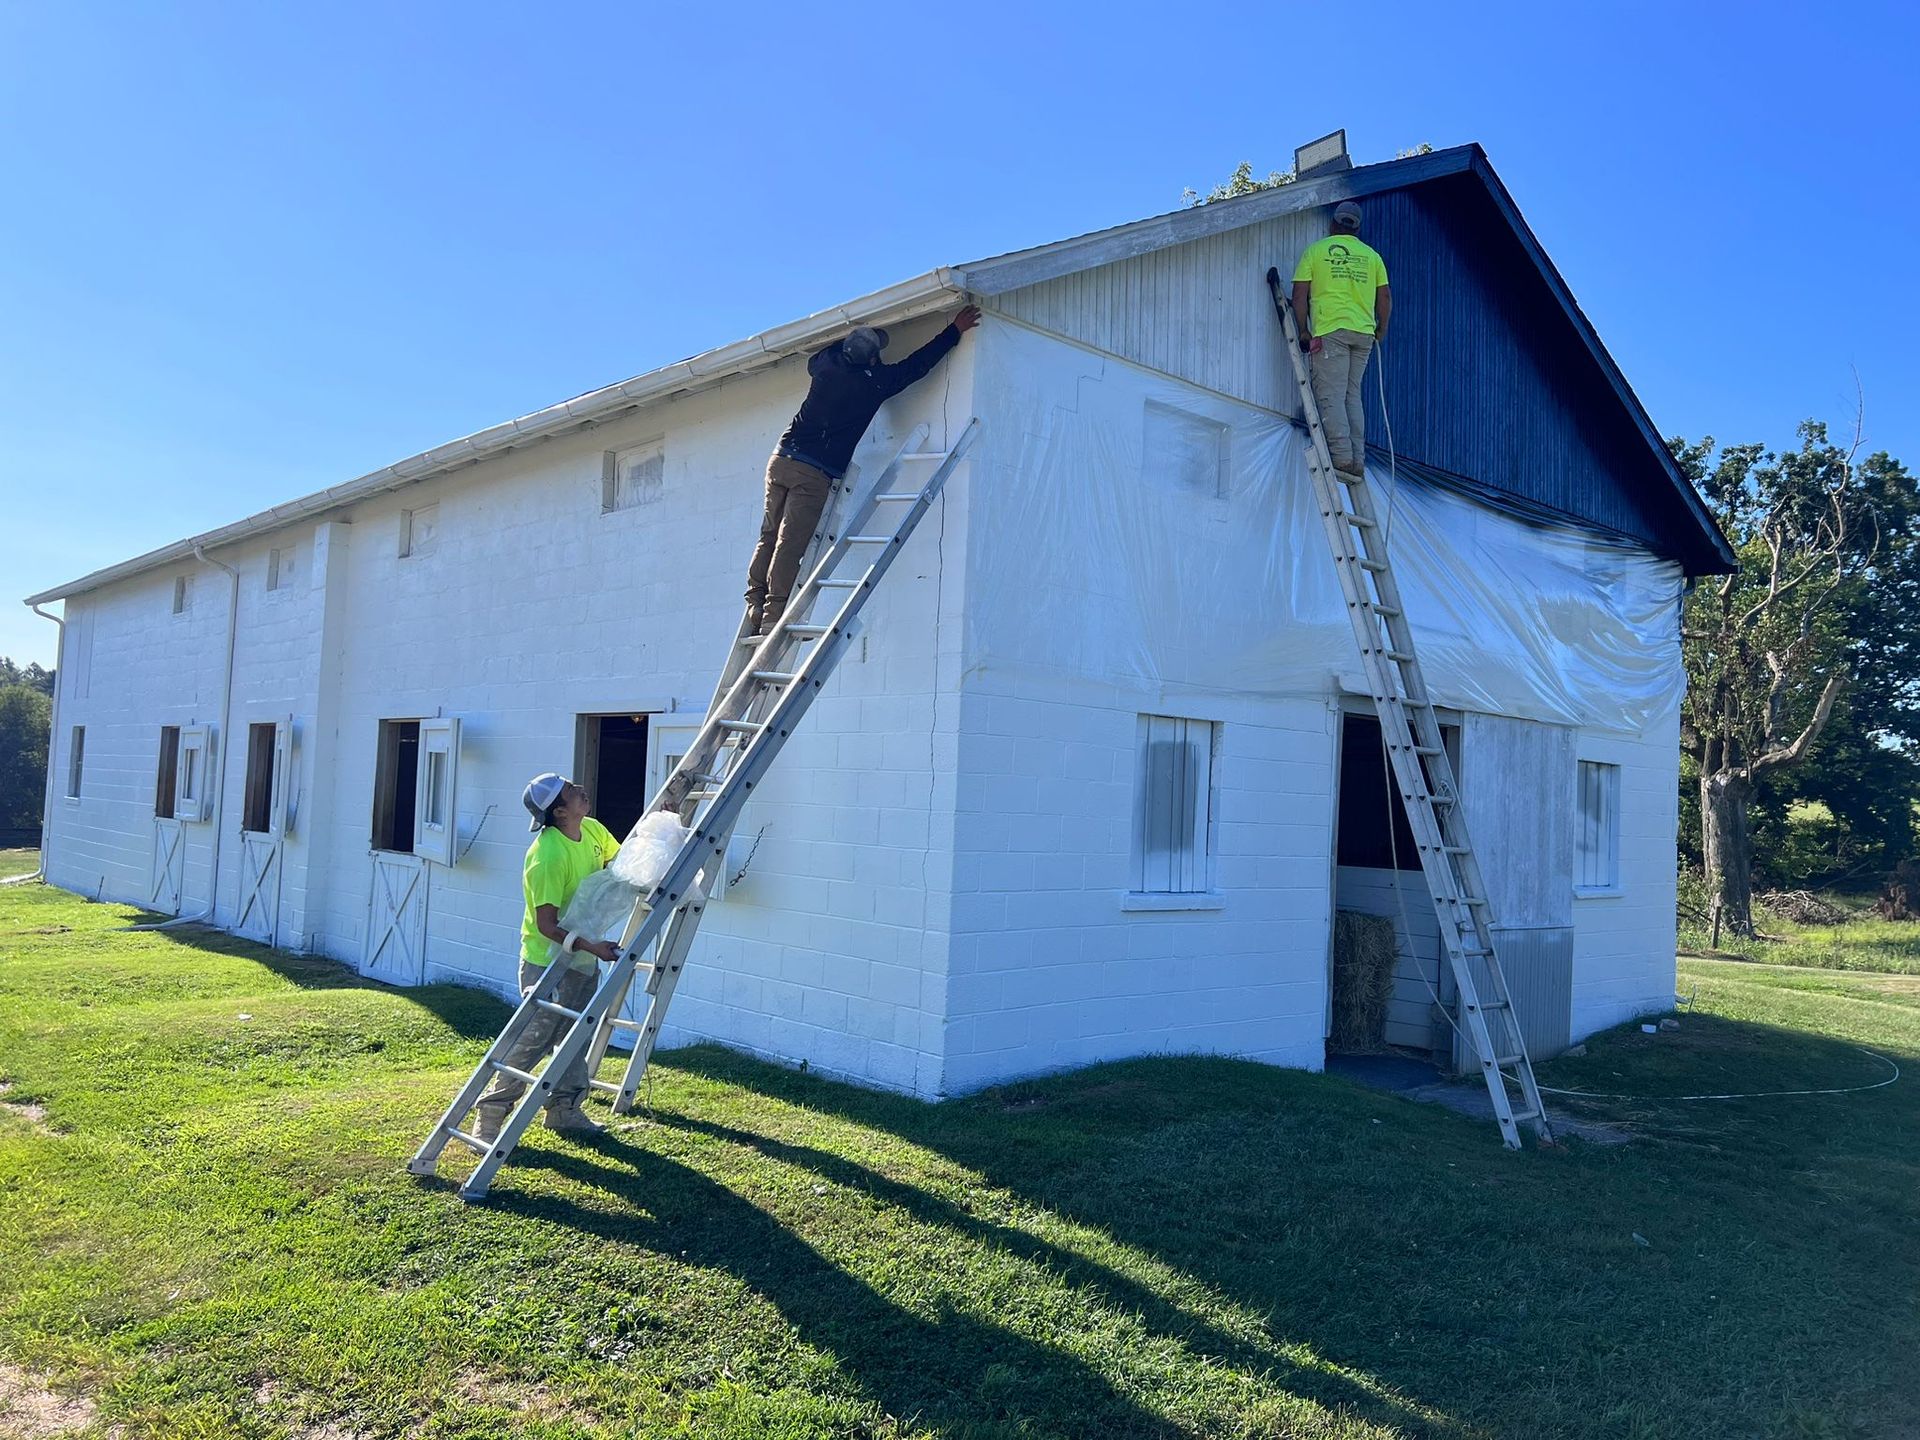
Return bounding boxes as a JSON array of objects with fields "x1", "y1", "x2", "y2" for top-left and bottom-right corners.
[
  {"x1": 291, "y1": 315, "x2": 976, "y2": 1097},
  {"x1": 1569, "y1": 712, "x2": 1682, "y2": 1037}
]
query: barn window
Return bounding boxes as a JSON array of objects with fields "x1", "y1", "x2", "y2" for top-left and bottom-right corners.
[
  {"x1": 266, "y1": 545, "x2": 297, "y2": 592},
  {"x1": 1131, "y1": 714, "x2": 1216, "y2": 895},
  {"x1": 66, "y1": 726, "x2": 85, "y2": 800},
  {"x1": 400, "y1": 504, "x2": 439, "y2": 559},
  {"x1": 176, "y1": 725, "x2": 213, "y2": 822},
  {"x1": 1144, "y1": 402, "x2": 1228, "y2": 499},
  {"x1": 372, "y1": 720, "x2": 422, "y2": 852},
  {"x1": 171, "y1": 576, "x2": 193, "y2": 614},
  {"x1": 155, "y1": 726, "x2": 181, "y2": 819},
  {"x1": 1576, "y1": 761, "x2": 1622, "y2": 894},
  {"x1": 243, "y1": 723, "x2": 278, "y2": 833},
  {"x1": 603, "y1": 441, "x2": 666, "y2": 513}
]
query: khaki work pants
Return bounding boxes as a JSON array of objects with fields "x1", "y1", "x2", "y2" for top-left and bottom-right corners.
[
  {"x1": 476, "y1": 959, "x2": 597, "y2": 1117},
  {"x1": 745, "y1": 454, "x2": 834, "y2": 623},
  {"x1": 1309, "y1": 329, "x2": 1375, "y2": 473}
]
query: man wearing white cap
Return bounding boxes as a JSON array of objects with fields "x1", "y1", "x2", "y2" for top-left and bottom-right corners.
[
  {"x1": 473, "y1": 772, "x2": 622, "y2": 1141},
  {"x1": 743, "y1": 304, "x2": 981, "y2": 636},
  {"x1": 1290, "y1": 200, "x2": 1392, "y2": 478}
]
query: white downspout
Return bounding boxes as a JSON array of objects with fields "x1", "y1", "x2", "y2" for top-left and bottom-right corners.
[
  {"x1": 4, "y1": 602, "x2": 67, "y2": 886},
  {"x1": 127, "y1": 544, "x2": 239, "y2": 929}
]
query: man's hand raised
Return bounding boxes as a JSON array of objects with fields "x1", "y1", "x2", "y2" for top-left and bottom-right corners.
[{"x1": 952, "y1": 304, "x2": 982, "y2": 334}]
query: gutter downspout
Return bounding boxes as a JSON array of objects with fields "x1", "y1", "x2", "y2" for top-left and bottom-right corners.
[
  {"x1": 5, "y1": 603, "x2": 66, "y2": 886},
  {"x1": 128, "y1": 545, "x2": 239, "y2": 929}
]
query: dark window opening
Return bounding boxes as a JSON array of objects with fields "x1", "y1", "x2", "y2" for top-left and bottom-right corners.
[
  {"x1": 1336, "y1": 712, "x2": 1459, "y2": 871},
  {"x1": 576, "y1": 714, "x2": 649, "y2": 842},
  {"x1": 155, "y1": 726, "x2": 180, "y2": 819},
  {"x1": 372, "y1": 720, "x2": 421, "y2": 853},
  {"x1": 243, "y1": 722, "x2": 277, "y2": 833}
]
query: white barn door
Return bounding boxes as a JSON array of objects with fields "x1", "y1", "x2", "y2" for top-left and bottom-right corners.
[
  {"x1": 365, "y1": 853, "x2": 428, "y2": 986},
  {"x1": 236, "y1": 718, "x2": 293, "y2": 945},
  {"x1": 150, "y1": 820, "x2": 184, "y2": 914}
]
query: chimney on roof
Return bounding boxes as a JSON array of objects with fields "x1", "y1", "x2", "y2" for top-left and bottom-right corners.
[{"x1": 1294, "y1": 129, "x2": 1352, "y2": 181}]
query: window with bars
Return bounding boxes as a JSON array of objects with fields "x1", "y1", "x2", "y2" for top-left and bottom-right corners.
[
  {"x1": 603, "y1": 441, "x2": 666, "y2": 513},
  {"x1": 1131, "y1": 714, "x2": 1216, "y2": 894},
  {"x1": 1576, "y1": 760, "x2": 1622, "y2": 893}
]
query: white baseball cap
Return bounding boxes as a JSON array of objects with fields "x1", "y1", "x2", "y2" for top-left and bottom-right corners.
[{"x1": 523, "y1": 772, "x2": 570, "y2": 831}]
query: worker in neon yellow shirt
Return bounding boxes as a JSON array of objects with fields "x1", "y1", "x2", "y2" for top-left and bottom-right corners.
[
  {"x1": 1290, "y1": 200, "x2": 1392, "y2": 477},
  {"x1": 474, "y1": 772, "x2": 622, "y2": 1142}
]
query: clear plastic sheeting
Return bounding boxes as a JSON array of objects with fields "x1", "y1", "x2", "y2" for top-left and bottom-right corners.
[
  {"x1": 968, "y1": 321, "x2": 1685, "y2": 732},
  {"x1": 555, "y1": 813, "x2": 693, "y2": 959}
]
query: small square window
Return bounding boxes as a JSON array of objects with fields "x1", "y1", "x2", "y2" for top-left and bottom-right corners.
[
  {"x1": 1144, "y1": 402, "x2": 1229, "y2": 500},
  {"x1": 266, "y1": 545, "x2": 298, "y2": 592},
  {"x1": 1576, "y1": 760, "x2": 1622, "y2": 893},
  {"x1": 1131, "y1": 714, "x2": 1216, "y2": 894},
  {"x1": 171, "y1": 576, "x2": 193, "y2": 614},
  {"x1": 400, "y1": 505, "x2": 439, "y2": 559},
  {"x1": 602, "y1": 442, "x2": 665, "y2": 513}
]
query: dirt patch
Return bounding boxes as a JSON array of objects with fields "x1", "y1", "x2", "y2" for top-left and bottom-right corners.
[
  {"x1": 450, "y1": 1369, "x2": 595, "y2": 1424},
  {"x1": 0, "y1": 1085, "x2": 52, "y2": 1133},
  {"x1": 0, "y1": 1362, "x2": 95, "y2": 1438}
]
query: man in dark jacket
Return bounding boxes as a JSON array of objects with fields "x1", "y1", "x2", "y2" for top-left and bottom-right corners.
[{"x1": 744, "y1": 304, "x2": 980, "y2": 633}]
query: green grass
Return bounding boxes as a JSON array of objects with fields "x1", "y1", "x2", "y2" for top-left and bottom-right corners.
[
  {"x1": 1679, "y1": 889, "x2": 1920, "y2": 975},
  {"x1": 2, "y1": 883, "x2": 1918, "y2": 1439},
  {"x1": 0, "y1": 848, "x2": 37, "y2": 881}
]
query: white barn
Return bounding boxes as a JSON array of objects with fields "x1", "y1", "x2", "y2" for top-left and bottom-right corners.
[{"x1": 26, "y1": 144, "x2": 1733, "y2": 1098}]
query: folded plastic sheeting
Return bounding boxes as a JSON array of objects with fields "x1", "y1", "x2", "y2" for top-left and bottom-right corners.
[
  {"x1": 967, "y1": 320, "x2": 1685, "y2": 733},
  {"x1": 555, "y1": 812, "x2": 694, "y2": 958}
]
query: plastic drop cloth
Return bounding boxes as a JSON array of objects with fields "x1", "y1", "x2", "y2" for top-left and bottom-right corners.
[
  {"x1": 967, "y1": 321, "x2": 1685, "y2": 732},
  {"x1": 555, "y1": 812, "x2": 694, "y2": 959}
]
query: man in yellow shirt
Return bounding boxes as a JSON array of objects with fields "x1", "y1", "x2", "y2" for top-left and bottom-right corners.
[
  {"x1": 1290, "y1": 200, "x2": 1392, "y2": 478},
  {"x1": 474, "y1": 772, "x2": 622, "y2": 1142}
]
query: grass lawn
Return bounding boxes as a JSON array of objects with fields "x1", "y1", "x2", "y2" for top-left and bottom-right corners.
[
  {"x1": 0, "y1": 849, "x2": 38, "y2": 882},
  {"x1": 2, "y1": 883, "x2": 1917, "y2": 1439},
  {"x1": 1679, "y1": 890, "x2": 1920, "y2": 976}
]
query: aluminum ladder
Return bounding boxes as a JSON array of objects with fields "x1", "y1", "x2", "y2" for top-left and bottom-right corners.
[
  {"x1": 1263, "y1": 266, "x2": 1550, "y2": 1149},
  {"x1": 410, "y1": 418, "x2": 981, "y2": 1199}
]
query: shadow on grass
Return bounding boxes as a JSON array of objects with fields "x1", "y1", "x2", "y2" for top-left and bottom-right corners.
[
  {"x1": 141, "y1": 920, "x2": 506, "y2": 1044},
  {"x1": 492, "y1": 1130, "x2": 1454, "y2": 1440}
]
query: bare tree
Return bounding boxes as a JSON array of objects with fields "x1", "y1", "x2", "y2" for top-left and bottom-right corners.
[{"x1": 1676, "y1": 419, "x2": 1879, "y2": 936}]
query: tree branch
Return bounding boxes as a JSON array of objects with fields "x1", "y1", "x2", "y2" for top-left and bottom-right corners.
[{"x1": 1749, "y1": 672, "x2": 1848, "y2": 775}]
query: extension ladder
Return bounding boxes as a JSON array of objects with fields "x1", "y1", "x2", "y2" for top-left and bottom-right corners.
[
  {"x1": 1263, "y1": 266, "x2": 1550, "y2": 1148},
  {"x1": 410, "y1": 418, "x2": 981, "y2": 1199}
]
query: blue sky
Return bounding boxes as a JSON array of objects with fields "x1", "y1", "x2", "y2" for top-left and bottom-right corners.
[{"x1": 4, "y1": 1, "x2": 1916, "y2": 665}]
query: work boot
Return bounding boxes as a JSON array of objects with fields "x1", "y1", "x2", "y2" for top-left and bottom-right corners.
[
  {"x1": 543, "y1": 1101, "x2": 606, "y2": 1136},
  {"x1": 744, "y1": 602, "x2": 763, "y2": 636}
]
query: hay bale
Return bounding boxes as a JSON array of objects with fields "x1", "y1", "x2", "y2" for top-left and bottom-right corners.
[{"x1": 1331, "y1": 910, "x2": 1398, "y2": 1053}]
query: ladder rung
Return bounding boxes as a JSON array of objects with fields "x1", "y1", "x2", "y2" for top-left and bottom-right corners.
[
  {"x1": 1386, "y1": 650, "x2": 1415, "y2": 663},
  {"x1": 1359, "y1": 558, "x2": 1388, "y2": 572},
  {"x1": 785, "y1": 624, "x2": 830, "y2": 638},
  {"x1": 1468, "y1": 999, "x2": 1512, "y2": 1013},
  {"x1": 718, "y1": 720, "x2": 763, "y2": 734},
  {"x1": 587, "y1": 1077, "x2": 624, "y2": 1094},
  {"x1": 1459, "y1": 946, "x2": 1495, "y2": 958},
  {"x1": 534, "y1": 999, "x2": 584, "y2": 1020},
  {"x1": 816, "y1": 578, "x2": 861, "y2": 588},
  {"x1": 873, "y1": 492, "x2": 923, "y2": 501},
  {"x1": 1344, "y1": 513, "x2": 1377, "y2": 530},
  {"x1": 490, "y1": 1061, "x2": 541, "y2": 1086},
  {"x1": 1413, "y1": 744, "x2": 1444, "y2": 756},
  {"x1": 1508, "y1": 1108, "x2": 1542, "y2": 1124},
  {"x1": 750, "y1": 671, "x2": 798, "y2": 684},
  {"x1": 1443, "y1": 844, "x2": 1471, "y2": 856},
  {"x1": 1492, "y1": 1053, "x2": 1526, "y2": 1067},
  {"x1": 844, "y1": 534, "x2": 894, "y2": 545},
  {"x1": 898, "y1": 451, "x2": 950, "y2": 460},
  {"x1": 1371, "y1": 604, "x2": 1402, "y2": 618},
  {"x1": 685, "y1": 789, "x2": 721, "y2": 801},
  {"x1": 446, "y1": 1127, "x2": 492, "y2": 1154}
]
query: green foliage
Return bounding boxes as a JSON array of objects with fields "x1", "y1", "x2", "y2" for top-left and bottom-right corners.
[
  {"x1": 1183, "y1": 143, "x2": 1436, "y2": 207},
  {"x1": 0, "y1": 684, "x2": 50, "y2": 829},
  {"x1": 0, "y1": 656, "x2": 54, "y2": 695},
  {"x1": 4, "y1": 884, "x2": 1920, "y2": 1438}
]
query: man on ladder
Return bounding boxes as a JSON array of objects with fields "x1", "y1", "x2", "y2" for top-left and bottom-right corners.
[
  {"x1": 1289, "y1": 201, "x2": 1391, "y2": 479},
  {"x1": 472, "y1": 773, "x2": 623, "y2": 1143},
  {"x1": 744, "y1": 305, "x2": 981, "y2": 635}
]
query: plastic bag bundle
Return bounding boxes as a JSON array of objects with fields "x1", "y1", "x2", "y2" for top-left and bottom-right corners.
[
  {"x1": 558, "y1": 869, "x2": 642, "y2": 954},
  {"x1": 609, "y1": 811, "x2": 692, "y2": 891}
]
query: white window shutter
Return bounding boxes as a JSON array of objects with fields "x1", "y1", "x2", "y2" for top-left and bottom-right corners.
[
  {"x1": 271, "y1": 716, "x2": 294, "y2": 837},
  {"x1": 415, "y1": 717, "x2": 461, "y2": 866},
  {"x1": 178, "y1": 725, "x2": 214, "y2": 823}
]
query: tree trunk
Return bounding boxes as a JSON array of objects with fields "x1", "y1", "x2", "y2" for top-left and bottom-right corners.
[{"x1": 1702, "y1": 769, "x2": 1757, "y2": 937}]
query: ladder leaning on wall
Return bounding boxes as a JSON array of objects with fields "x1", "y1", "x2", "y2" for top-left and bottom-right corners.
[
  {"x1": 409, "y1": 418, "x2": 981, "y2": 1200},
  {"x1": 1262, "y1": 266, "x2": 1551, "y2": 1150}
]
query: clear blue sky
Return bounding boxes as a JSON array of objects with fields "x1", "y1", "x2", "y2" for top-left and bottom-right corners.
[{"x1": 4, "y1": 1, "x2": 1916, "y2": 666}]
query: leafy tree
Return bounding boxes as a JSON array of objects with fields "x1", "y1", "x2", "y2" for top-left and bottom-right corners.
[
  {"x1": 0, "y1": 684, "x2": 51, "y2": 830},
  {"x1": 0, "y1": 657, "x2": 54, "y2": 695},
  {"x1": 1674, "y1": 423, "x2": 1920, "y2": 932},
  {"x1": 1183, "y1": 143, "x2": 1433, "y2": 207}
]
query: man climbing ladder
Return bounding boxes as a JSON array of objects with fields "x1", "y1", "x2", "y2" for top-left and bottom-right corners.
[{"x1": 1289, "y1": 201, "x2": 1391, "y2": 480}]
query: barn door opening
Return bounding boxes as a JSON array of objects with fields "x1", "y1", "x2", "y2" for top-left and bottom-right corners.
[
  {"x1": 365, "y1": 718, "x2": 427, "y2": 984},
  {"x1": 237, "y1": 717, "x2": 292, "y2": 945},
  {"x1": 150, "y1": 726, "x2": 184, "y2": 913},
  {"x1": 1328, "y1": 708, "x2": 1459, "y2": 1062},
  {"x1": 575, "y1": 713, "x2": 649, "y2": 842}
]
